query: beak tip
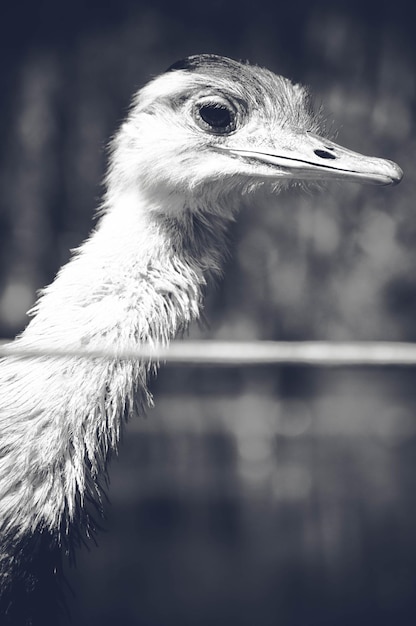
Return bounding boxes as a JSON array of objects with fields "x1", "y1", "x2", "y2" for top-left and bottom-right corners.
[
  {"x1": 389, "y1": 163, "x2": 404, "y2": 186},
  {"x1": 359, "y1": 158, "x2": 403, "y2": 186},
  {"x1": 376, "y1": 160, "x2": 403, "y2": 186}
]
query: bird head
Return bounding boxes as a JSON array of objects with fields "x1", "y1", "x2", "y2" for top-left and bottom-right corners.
[{"x1": 107, "y1": 54, "x2": 403, "y2": 215}]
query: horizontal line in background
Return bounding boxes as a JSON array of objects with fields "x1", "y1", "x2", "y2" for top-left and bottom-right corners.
[{"x1": 1, "y1": 340, "x2": 416, "y2": 366}]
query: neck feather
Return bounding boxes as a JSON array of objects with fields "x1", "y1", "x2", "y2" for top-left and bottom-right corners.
[{"x1": 0, "y1": 187, "x2": 231, "y2": 546}]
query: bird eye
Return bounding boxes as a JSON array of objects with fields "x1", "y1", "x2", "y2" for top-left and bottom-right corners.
[
  {"x1": 200, "y1": 104, "x2": 232, "y2": 129},
  {"x1": 194, "y1": 99, "x2": 236, "y2": 135}
]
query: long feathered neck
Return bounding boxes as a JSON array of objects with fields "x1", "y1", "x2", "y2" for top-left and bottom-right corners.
[
  {"x1": 0, "y1": 184, "x2": 233, "y2": 620},
  {"x1": 26, "y1": 189, "x2": 215, "y2": 354}
]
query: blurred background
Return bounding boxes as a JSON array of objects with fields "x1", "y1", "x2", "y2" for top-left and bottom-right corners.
[{"x1": 1, "y1": 0, "x2": 416, "y2": 624}]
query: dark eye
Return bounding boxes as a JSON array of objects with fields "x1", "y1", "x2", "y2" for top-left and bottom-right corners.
[
  {"x1": 200, "y1": 104, "x2": 232, "y2": 128},
  {"x1": 194, "y1": 99, "x2": 236, "y2": 135}
]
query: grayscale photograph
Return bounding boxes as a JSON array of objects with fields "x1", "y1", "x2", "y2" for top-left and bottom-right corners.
[{"x1": 0, "y1": 1, "x2": 413, "y2": 625}]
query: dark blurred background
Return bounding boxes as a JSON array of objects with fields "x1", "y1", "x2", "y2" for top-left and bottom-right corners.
[{"x1": 1, "y1": 1, "x2": 416, "y2": 624}]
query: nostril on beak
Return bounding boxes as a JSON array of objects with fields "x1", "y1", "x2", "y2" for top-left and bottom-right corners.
[{"x1": 314, "y1": 149, "x2": 337, "y2": 160}]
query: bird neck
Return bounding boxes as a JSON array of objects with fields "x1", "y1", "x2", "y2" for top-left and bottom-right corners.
[
  {"x1": 0, "y1": 186, "x2": 233, "y2": 544},
  {"x1": 26, "y1": 187, "x2": 231, "y2": 352}
]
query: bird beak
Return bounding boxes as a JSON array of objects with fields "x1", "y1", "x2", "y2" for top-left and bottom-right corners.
[{"x1": 220, "y1": 131, "x2": 403, "y2": 186}]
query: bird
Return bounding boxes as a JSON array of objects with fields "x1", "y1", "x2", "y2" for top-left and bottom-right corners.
[{"x1": 0, "y1": 54, "x2": 402, "y2": 623}]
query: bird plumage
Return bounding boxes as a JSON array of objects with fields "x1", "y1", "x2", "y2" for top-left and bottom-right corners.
[{"x1": 0, "y1": 54, "x2": 402, "y2": 622}]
